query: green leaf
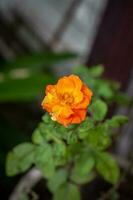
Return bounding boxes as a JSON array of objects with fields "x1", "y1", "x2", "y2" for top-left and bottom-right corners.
[
  {"x1": 71, "y1": 152, "x2": 95, "y2": 184},
  {"x1": 2, "y1": 52, "x2": 77, "y2": 72},
  {"x1": 53, "y1": 142, "x2": 66, "y2": 166},
  {"x1": 113, "y1": 92, "x2": 132, "y2": 106},
  {"x1": 38, "y1": 121, "x2": 66, "y2": 143},
  {"x1": 53, "y1": 183, "x2": 81, "y2": 200},
  {"x1": 86, "y1": 125, "x2": 111, "y2": 150},
  {"x1": 72, "y1": 65, "x2": 104, "y2": 78},
  {"x1": 41, "y1": 114, "x2": 67, "y2": 141},
  {"x1": 32, "y1": 129, "x2": 44, "y2": 144},
  {"x1": 72, "y1": 65, "x2": 89, "y2": 76},
  {"x1": 89, "y1": 99, "x2": 108, "y2": 121},
  {"x1": 0, "y1": 74, "x2": 54, "y2": 102},
  {"x1": 78, "y1": 118, "x2": 94, "y2": 139},
  {"x1": 66, "y1": 131, "x2": 78, "y2": 144},
  {"x1": 87, "y1": 65, "x2": 104, "y2": 77},
  {"x1": 42, "y1": 113, "x2": 51, "y2": 124},
  {"x1": 6, "y1": 143, "x2": 35, "y2": 176},
  {"x1": 94, "y1": 79, "x2": 115, "y2": 99},
  {"x1": 72, "y1": 65, "x2": 121, "y2": 101},
  {"x1": 96, "y1": 152, "x2": 120, "y2": 184},
  {"x1": 72, "y1": 65, "x2": 94, "y2": 87},
  {"x1": 38, "y1": 122, "x2": 52, "y2": 141},
  {"x1": 53, "y1": 143, "x2": 66, "y2": 157},
  {"x1": 72, "y1": 153, "x2": 94, "y2": 175},
  {"x1": 47, "y1": 169, "x2": 68, "y2": 193},
  {"x1": 34, "y1": 143, "x2": 55, "y2": 178},
  {"x1": 105, "y1": 115, "x2": 128, "y2": 129},
  {"x1": 66, "y1": 143, "x2": 83, "y2": 161},
  {"x1": 71, "y1": 172, "x2": 95, "y2": 185},
  {"x1": 98, "y1": 85, "x2": 113, "y2": 99}
]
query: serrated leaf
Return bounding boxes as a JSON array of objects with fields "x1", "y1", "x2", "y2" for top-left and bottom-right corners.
[
  {"x1": 47, "y1": 169, "x2": 68, "y2": 193},
  {"x1": 6, "y1": 143, "x2": 35, "y2": 176},
  {"x1": 66, "y1": 131, "x2": 78, "y2": 144},
  {"x1": 35, "y1": 144, "x2": 55, "y2": 178},
  {"x1": 42, "y1": 113, "x2": 51, "y2": 124},
  {"x1": 66, "y1": 143, "x2": 83, "y2": 161},
  {"x1": 72, "y1": 153, "x2": 94, "y2": 175},
  {"x1": 86, "y1": 125, "x2": 111, "y2": 150},
  {"x1": 38, "y1": 122, "x2": 51, "y2": 141},
  {"x1": 53, "y1": 143, "x2": 66, "y2": 166},
  {"x1": 78, "y1": 117, "x2": 94, "y2": 139},
  {"x1": 32, "y1": 129, "x2": 43, "y2": 144},
  {"x1": 71, "y1": 152, "x2": 95, "y2": 184},
  {"x1": 96, "y1": 152, "x2": 120, "y2": 184},
  {"x1": 53, "y1": 183, "x2": 81, "y2": 200},
  {"x1": 53, "y1": 143, "x2": 66, "y2": 157},
  {"x1": 105, "y1": 115, "x2": 128, "y2": 129},
  {"x1": 89, "y1": 99, "x2": 108, "y2": 121}
]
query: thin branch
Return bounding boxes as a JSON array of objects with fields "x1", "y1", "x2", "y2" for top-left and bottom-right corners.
[{"x1": 9, "y1": 168, "x2": 42, "y2": 200}]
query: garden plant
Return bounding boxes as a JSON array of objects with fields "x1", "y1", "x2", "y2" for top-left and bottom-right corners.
[{"x1": 6, "y1": 65, "x2": 128, "y2": 200}]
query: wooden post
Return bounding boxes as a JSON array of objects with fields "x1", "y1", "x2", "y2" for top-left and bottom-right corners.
[{"x1": 86, "y1": 0, "x2": 133, "y2": 88}]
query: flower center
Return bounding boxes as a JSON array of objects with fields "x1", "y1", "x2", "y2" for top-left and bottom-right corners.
[{"x1": 61, "y1": 93, "x2": 74, "y2": 105}]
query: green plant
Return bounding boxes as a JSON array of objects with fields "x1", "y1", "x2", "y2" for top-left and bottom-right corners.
[
  {"x1": 0, "y1": 51, "x2": 77, "y2": 102},
  {"x1": 6, "y1": 65, "x2": 128, "y2": 199}
]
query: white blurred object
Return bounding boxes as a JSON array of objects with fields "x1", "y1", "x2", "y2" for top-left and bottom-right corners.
[{"x1": 0, "y1": 0, "x2": 107, "y2": 55}]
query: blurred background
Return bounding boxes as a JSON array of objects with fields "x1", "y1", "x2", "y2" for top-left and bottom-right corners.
[{"x1": 0, "y1": 0, "x2": 133, "y2": 199}]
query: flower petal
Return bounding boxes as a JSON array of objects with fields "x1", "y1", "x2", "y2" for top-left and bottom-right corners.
[
  {"x1": 42, "y1": 74, "x2": 93, "y2": 126},
  {"x1": 52, "y1": 105, "x2": 73, "y2": 118}
]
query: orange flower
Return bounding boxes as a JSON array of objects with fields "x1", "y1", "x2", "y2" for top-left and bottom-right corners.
[{"x1": 41, "y1": 75, "x2": 93, "y2": 127}]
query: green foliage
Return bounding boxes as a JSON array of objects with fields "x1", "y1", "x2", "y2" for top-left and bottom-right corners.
[
  {"x1": 47, "y1": 169, "x2": 68, "y2": 193},
  {"x1": 53, "y1": 183, "x2": 81, "y2": 200},
  {"x1": 113, "y1": 92, "x2": 132, "y2": 106},
  {"x1": 2, "y1": 52, "x2": 77, "y2": 72},
  {"x1": 105, "y1": 115, "x2": 128, "y2": 129},
  {"x1": 89, "y1": 99, "x2": 108, "y2": 121},
  {"x1": 71, "y1": 152, "x2": 95, "y2": 184},
  {"x1": 53, "y1": 142, "x2": 67, "y2": 166},
  {"x1": 86, "y1": 125, "x2": 111, "y2": 150},
  {"x1": 73, "y1": 65, "x2": 104, "y2": 79},
  {"x1": 0, "y1": 74, "x2": 54, "y2": 102},
  {"x1": 73, "y1": 65, "x2": 131, "y2": 105},
  {"x1": 96, "y1": 152, "x2": 120, "y2": 184},
  {"x1": 77, "y1": 117, "x2": 94, "y2": 139},
  {"x1": 34, "y1": 143, "x2": 55, "y2": 178},
  {"x1": 6, "y1": 143, "x2": 35, "y2": 176},
  {"x1": 6, "y1": 65, "x2": 129, "y2": 199},
  {"x1": 0, "y1": 51, "x2": 77, "y2": 102},
  {"x1": 86, "y1": 65, "x2": 104, "y2": 77},
  {"x1": 32, "y1": 129, "x2": 44, "y2": 145}
]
